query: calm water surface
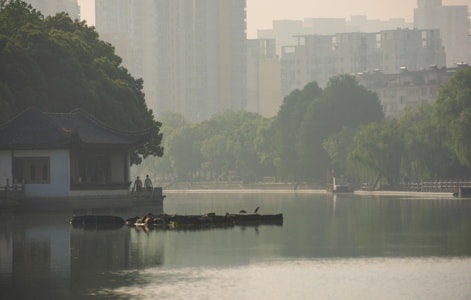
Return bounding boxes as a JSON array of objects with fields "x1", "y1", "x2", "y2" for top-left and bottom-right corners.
[{"x1": 1, "y1": 192, "x2": 470, "y2": 299}]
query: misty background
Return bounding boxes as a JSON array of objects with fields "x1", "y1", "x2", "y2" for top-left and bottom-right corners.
[{"x1": 14, "y1": 0, "x2": 471, "y2": 187}]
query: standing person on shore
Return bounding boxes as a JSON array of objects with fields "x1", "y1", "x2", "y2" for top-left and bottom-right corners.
[
  {"x1": 145, "y1": 175, "x2": 153, "y2": 192},
  {"x1": 133, "y1": 176, "x2": 143, "y2": 192}
]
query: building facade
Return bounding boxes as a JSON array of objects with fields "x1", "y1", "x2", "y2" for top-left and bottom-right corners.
[
  {"x1": 246, "y1": 39, "x2": 281, "y2": 117},
  {"x1": 0, "y1": 108, "x2": 151, "y2": 199},
  {"x1": 356, "y1": 66, "x2": 460, "y2": 117},
  {"x1": 414, "y1": 0, "x2": 470, "y2": 67},
  {"x1": 95, "y1": 0, "x2": 247, "y2": 123},
  {"x1": 25, "y1": 0, "x2": 80, "y2": 20},
  {"x1": 280, "y1": 28, "x2": 446, "y2": 97},
  {"x1": 258, "y1": 16, "x2": 412, "y2": 58}
]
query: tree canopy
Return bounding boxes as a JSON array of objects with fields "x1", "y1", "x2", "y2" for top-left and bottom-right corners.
[
  {"x1": 4, "y1": 1, "x2": 471, "y2": 186},
  {"x1": 134, "y1": 69, "x2": 471, "y2": 187},
  {"x1": 273, "y1": 81, "x2": 322, "y2": 180},
  {"x1": 434, "y1": 66, "x2": 471, "y2": 168},
  {"x1": 348, "y1": 119, "x2": 404, "y2": 186},
  {"x1": 284, "y1": 75, "x2": 384, "y2": 181},
  {"x1": 0, "y1": 0, "x2": 163, "y2": 163}
]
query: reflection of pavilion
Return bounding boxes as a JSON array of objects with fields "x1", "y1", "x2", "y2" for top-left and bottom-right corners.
[
  {"x1": 0, "y1": 108, "x2": 164, "y2": 211},
  {"x1": 0, "y1": 214, "x2": 72, "y2": 298},
  {"x1": 0, "y1": 214, "x2": 165, "y2": 298},
  {"x1": 70, "y1": 225, "x2": 165, "y2": 295}
]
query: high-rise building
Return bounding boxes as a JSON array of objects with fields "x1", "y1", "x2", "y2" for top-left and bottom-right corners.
[
  {"x1": 357, "y1": 65, "x2": 461, "y2": 117},
  {"x1": 25, "y1": 0, "x2": 80, "y2": 20},
  {"x1": 414, "y1": 0, "x2": 470, "y2": 67},
  {"x1": 378, "y1": 28, "x2": 445, "y2": 73},
  {"x1": 246, "y1": 39, "x2": 281, "y2": 117},
  {"x1": 258, "y1": 16, "x2": 412, "y2": 57},
  {"x1": 95, "y1": 0, "x2": 247, "y2": 122},
  {"x1": 280, "y1": 28, "x2": 445, "y2": 96}
]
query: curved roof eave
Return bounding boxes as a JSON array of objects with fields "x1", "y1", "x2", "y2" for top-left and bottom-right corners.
[{"x1": 0, "y1": 107, "x2": 153, "y2": 149}]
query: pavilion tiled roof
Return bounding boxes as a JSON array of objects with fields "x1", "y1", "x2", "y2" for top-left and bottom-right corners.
[{"x1": 0, "y1": 107, "x2": 151, "y2": 150}]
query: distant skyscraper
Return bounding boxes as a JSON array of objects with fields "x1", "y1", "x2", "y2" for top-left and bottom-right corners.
[
  {"x1": 414, "y1": 0, "x2": 470, "y2": 67},
  {"x1": 95, "y1": 0, "x2": 247, "y2": 122},
  {"x1": 280, "y1": 28, "x2": 445, "y2": 95},
  {"x1": 357, "y1": 65, "x2": 459, "y2": 117},
  {"x1": 258, "y1": 17, "x2": 412, "y2": 57},
  {"x1": 246, "y1": 39, "x2": 281, "y2": 117},
  {"x1": 25, "y1": 0, "x2": 80, "y2": 20}
]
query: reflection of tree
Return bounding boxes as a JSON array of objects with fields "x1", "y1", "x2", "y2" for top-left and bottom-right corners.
[
  {"x1": 70, "y1": 228, "x2": 165, "y2": 297},
  {"x1": 128, "y1": 230, "x2": 165, "y2": 267},
  {"x1": 434, "y1": 66, "x2": 471, "y2": 168},
  {"x1": 2, "y1": 194, "x2": 471, "y2": 298},
  {"x1": 0, "y1": 1, "x2": 163, "y2": 164},
  {"x1": 0, "y1": 213, "x2": 70, "y2": 299},
  {"x1": 284, "y1": 195, "x2": 471, "y2": 258},
  {"x1": 11, "y1": 240, "x2": 53, "y2": 298}
]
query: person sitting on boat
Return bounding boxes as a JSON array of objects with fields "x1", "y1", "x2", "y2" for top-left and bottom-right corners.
[
  {"x1": 133, "y1": 176, "x2": 143, "y2": 192},
  {"x1": 144, "y1": 175, "x2": 153, "y2": 192}
]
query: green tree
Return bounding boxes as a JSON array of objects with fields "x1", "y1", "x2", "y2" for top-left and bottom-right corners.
[
  {"x1": 399, "y1": 104, "x2": 457, "y2": 180},
  {"x1": 434, "y1": 66, "x2": 471, "y2": 168},
  {"x1": 254, "y1": 117, "x2": 277, "y2": 179},
  {"x1": 322, "y1": 126, "x2": 356, "y2": 177},
  {"x1": 166, "y1": 125, "x2": 204, "y2": 180},
  {"x1": 349, "y1": 119, "x2": 404, "y2": 187},
  {"x1": 201, "y1": 133, "x2": 231, "y2": 180},
  {"x1": 134, "y1": 112, "x2": 188, "y2": 181},
  {"x1": 273, "y1": 82, "x2": 322, "y2": 181},
  {"x1": 199, "y1": 110, "x2": 265, "y2": 182},
  {"x1": 155, "y1": 112, "x2": 187, "y2": 178},
  {"x1": 0, "y1": 1, "x2": 163, "y2": 163},
  {"x1": 296, "y1": 75, "x2": 383, "y2": 182},
  {"x1": 226, "y1": 114, "x2": 265, "y2": 182}
]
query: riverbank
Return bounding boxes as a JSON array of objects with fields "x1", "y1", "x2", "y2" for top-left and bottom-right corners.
[
  {"x1": 164, "y1": 189, "x2": 455, "y2": 198},
  {"x1": 162, "y1": 181, "x2": 314, "y2": 190},
  {"x1": 353, "y1": 190, "x2": 454, "y2": 198},
  {"x1": 162, "y1": 181, "x2": 456, "y2": 198}
]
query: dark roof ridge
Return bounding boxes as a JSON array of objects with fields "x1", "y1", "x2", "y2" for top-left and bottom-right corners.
[
  {"x1": 47, "y1": 108, "x2": 153, "y2": 136},
  {"x1": 0, "y1": 106, "x2": 43, "y2": 128},
  {"x1": 0, "y1": 106, "x2": 74, "y2": 134},
  {"x1": 0, "y1": 107, "x2": 76, "y2": 149},
  {"x1": 0, "y1": 107, "x2": 152, "y2": 149}
]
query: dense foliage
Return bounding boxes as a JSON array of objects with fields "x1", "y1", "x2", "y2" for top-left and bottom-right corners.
[
  {"x1": 295, "y1": 75, "x2": 384, "y2": 181},
  {"x1": 136, "y1": 75, "x2": 384, "y2": 184},
  {"x1": 433, "y1": 66, "x2": 471, "y2": 168},
  {"x1": 137, "y1": 68, "x2": 471, "y2": 187},
  {"x1": 0, "y1": 0, "x2": 163, "y2": 163},
  {"x1": 3, "y1": 2, "x2": 470, "y2": 186}
]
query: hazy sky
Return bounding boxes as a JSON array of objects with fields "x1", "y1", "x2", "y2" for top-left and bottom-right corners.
[{"x1": 78, "y1": 0, "x2": 470, "y2": 38}]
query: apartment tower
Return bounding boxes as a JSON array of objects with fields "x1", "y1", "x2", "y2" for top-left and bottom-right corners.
[
  {"x1": 25, "y1": 0, "x2": 80, "y2": 20},
  {"x1": 95, "y1": 0, "x2": 247, "y2": 122},
  {"x1": 414, "y1": 0, "x2": 470, "y2": 67}
]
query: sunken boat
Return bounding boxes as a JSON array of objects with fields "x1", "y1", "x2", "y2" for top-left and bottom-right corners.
[
  {"x1": 125, "y1": 212, "x2": 284, "y2": 230},
  {"x1": 71, "y1": 212, "x2": 283, "y2": 231}
]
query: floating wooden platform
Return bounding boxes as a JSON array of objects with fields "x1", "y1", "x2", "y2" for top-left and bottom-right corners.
[
  {"x1": 128, "y1": 213, "x2": 284, "y2": 230},
  {"x1": 70, "y1": 212, "x2": 283, "y2": 231}
]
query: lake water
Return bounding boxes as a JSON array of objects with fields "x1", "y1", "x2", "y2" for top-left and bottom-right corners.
[{"x1": 1, "y1": 192, "x2": 470, "y2": 299}]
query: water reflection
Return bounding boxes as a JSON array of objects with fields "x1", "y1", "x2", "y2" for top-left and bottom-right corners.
[
  {"x1": 107, "y1": 257, "x2": 471, "y2": 300},
  {"x1": 0, "y1": 193, "x2": 470, "y2": 299},
  {"x1": 0, "y1": 213, "x2": 71, "y2": 299},
  {"x1": 286, "y1": 193, "x2": 471, "y2": 257}
]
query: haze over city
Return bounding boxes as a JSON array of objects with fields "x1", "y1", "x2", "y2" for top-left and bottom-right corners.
[
  {"x1": 78, "y1": 0, "x2": 471, "y2": 38},
  {"x1": 1, "y1": 2, "x2": 471, "y2": 298}
]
